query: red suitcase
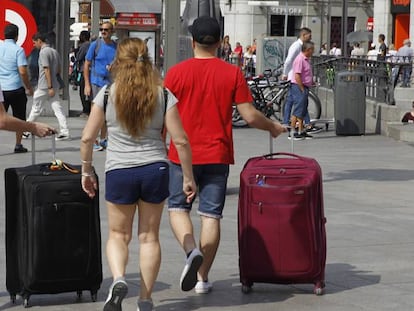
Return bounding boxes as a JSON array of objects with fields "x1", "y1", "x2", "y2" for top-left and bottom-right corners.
[{"x1": 238, "y1": 152, "x2": 326, "y2": 295}]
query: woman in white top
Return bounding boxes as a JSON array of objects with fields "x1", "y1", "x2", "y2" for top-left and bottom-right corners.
[{"x1": 80, "y1": 37, "x2": 196, "y2": 311}]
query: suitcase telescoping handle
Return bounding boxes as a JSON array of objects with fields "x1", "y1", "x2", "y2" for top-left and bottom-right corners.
[
  {"x1": 31, "y1": 134, "x2": 56, "y2": 165},
  {"x1": 269, "y1": 126, "x2": 294, "y2": 154}
]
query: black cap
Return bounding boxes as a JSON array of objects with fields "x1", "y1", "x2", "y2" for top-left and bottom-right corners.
[
  {"x1": 4, "y1": 24, "x2": 18, "y2": 40},
  {"x1": 189, "y1": 16, "x2": 221, "y2": 45}
]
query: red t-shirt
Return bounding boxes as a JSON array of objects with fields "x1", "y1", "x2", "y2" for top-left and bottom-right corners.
[
  {"x1": 402, "y1": 112, "x2": 414, "y2": 123},
  {"x1": 164, "y1": 57, "x2": 253, "y2": 165}
]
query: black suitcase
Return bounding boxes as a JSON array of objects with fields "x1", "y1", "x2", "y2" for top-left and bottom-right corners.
[{"x1": 4, "y1": 136, "x2": 102, "y2": 307}]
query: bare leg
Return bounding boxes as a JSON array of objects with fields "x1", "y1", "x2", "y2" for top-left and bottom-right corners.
[
  {"x1": 137, "y1": 199, "x2": 164, "y2": 300},
  {"x1": 197, "y1": 216, "x2": 220, "y2": 281},
  {"x1": 106, "y1": 201, "x2": 136, "y2": 279},
  {"x1": 169, "y1": 210, "x2": 197, "y2": 254}
]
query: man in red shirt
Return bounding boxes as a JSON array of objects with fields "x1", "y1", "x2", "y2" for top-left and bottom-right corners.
[{"x1": 164, "y1": 16, "x2": 286, "y2": 294}]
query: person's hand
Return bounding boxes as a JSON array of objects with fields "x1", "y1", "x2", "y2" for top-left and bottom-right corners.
[
  {"x1": 270, "y1": 121, "x2": 288, "y2": 138},
  {"x1": 81, "y1": 174, "x2": 98, "y2": 198},
  {"x1": 84, "y1": 84, "x2": 91, "y2": 97},
  {"x1": 48, "y1": 88, "x2": 55, "y2": 97},
  {"x1": 26, "y1": 86, "x2": 34, "y2": 97},
  {"x1": 183, "y1": 179, "x2": 197, "y2": 204},
  {"x1": 281, "y1": 74, "x2": 288, "y2": 81},
  {"x1": 32, "y1": 122, "x2": 56, "y2": 137}
]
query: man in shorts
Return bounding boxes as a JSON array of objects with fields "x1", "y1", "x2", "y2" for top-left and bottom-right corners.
[
  {"x1": 289, "y1": 41, "x2": 315, "y2": 140},
  {"x1": 0, "y1": 24, "x2": 34, "y2": 152},
  {"x1": 164, "y1": 16, "x2": 286, "y2": 294}
]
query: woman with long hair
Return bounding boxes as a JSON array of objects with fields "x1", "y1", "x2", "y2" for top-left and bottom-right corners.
[{"x1": 80, "y1": 37, "x2": 196, "y2": 311}]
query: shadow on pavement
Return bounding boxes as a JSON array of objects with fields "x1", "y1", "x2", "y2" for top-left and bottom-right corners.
[{"x1": 324, "y1": 168, "x2": 414, "y2": 182}]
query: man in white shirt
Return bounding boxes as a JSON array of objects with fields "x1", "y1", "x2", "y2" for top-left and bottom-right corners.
[{"x1": 397, "y1": 39, "x2": 414, "y2": 87}]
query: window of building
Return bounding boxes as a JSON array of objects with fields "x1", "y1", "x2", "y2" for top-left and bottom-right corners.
[{"x1": 270, "y1": 15, "x2": 302, "y2": 37}]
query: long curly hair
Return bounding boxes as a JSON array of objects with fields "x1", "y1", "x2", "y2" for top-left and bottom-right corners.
[{"x1": 110, "y1": 37, "x2": 162, "y2": 138}]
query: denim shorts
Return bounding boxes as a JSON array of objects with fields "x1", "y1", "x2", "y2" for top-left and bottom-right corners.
[
  {"x1": 168, "y1": 163, "x2": 229, "y2": 219},
  {"x1": 291, "y1": 84, "x2": 309, "y2": 119},
  {"x1": 105, "y1": 162, "x2": 169, "y2": 204}
]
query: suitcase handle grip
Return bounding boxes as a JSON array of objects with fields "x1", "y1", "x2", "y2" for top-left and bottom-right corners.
[{"x1": 263, "y1": 152, "x2": 304, "y2": 160}]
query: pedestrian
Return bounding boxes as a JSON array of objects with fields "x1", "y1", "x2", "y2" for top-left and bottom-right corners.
[
  {"x1": 83, "y1": 22, "x2": 117, "y2": 151},
  {"x1": 220, "y1": 35, "x2": 232, "y2": 61},
  {"x1": 329, "y1": 42, "x2": 341, "y2": 56},
  {"x1": 320, "y1": 43, "x2": 328, "y2": 55},
  {"x1": 80, "y1": 37, "x2": 196, "y2": 311},
  {"x1": 397, "y1": 39, "x2": 413, "y2": 87},
  {"x1": 350, "y1": 42, "x2": 365, "y2": 58},
  {"x1": 0, "y1": 24, "x2": 34, "y2": 153},
  {"x1": 75, "y1": 30, "x2": 92, "y2": 117},
  {"x1": 26, "y1": 32, "x2": 70, "y2": 141},
  {"x1": 0, "y1": 85, "x2": 55, "y2": 137},
  {"x1": 164, "y1": 16, "x2": 286, "y2": 294},
  {"x1": 289, "y1": 41, "x2": 316, "y2": 140},
  {"x1": 377, "y1": 34, "x2": 387, "y2": 61},
  {"x1": 282, "y1": 27, "x2": 322, "y2": 134}
]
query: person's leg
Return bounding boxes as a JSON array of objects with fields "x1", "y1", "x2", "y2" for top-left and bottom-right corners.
[
  {"x1": 195, "y1": 164, "x2": 228, "y2": 292},
  {"x1": 137, "y1": 199, "x2": 164, "y2": 301},
  {"x1": 27, "y1": 88, "x2": 47, "y2": 122},
  {"x1": 168, "y1": 163, "x2": 203, "y2": 291},
  {"x1": 283, "y1": 86, "x2": 294, "y2": 125},
  {"x1": 198, "y1": 216, "x2": 220, "y2": 282},
  {"x1": 50, "y1": 92, "x2": 69, "y2": 136},
  {"x1": 104, "y1": 201, "x2": 135, "y2": 311}
]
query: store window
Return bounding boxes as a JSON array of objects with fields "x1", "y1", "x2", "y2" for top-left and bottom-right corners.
[{"x1": 270, "y1": 15, "x2": 301, "y2": 37}]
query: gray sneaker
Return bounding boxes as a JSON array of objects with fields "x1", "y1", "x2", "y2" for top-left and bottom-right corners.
[
  {"x1": 137, "y1": 299, "x2": 154, "y2": 311},
  {"x1": 180, "y1": 248, "x2": 203, "y2": 291},
  {"x1": 103, "y1": 279, "x2": 128, "y2": 311}
]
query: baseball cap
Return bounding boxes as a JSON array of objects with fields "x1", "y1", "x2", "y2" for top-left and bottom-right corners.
[{"x1": 189, "y1": 16, "x2": 221, "y2": 45}]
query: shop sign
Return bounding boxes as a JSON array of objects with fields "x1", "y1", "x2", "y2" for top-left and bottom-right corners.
[
  {"x1": 269, "y1": 7, "x2": 302, "y2": 15},
  {"x1": 0, "y1": 0, "x2": 37, "y2": 56},
  {"x1": 117, "y1": 13, "x2": 157, "y2": 26},
  {"x1": 391, "y1": 0, "x2": 410, "y2": 13}
]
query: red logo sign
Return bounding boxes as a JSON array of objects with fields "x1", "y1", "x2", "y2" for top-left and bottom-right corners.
[{"x1": 0, "y1": 0, "x2": 38, "y2": 56}]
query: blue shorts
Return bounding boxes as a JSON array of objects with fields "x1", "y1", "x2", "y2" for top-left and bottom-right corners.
[
  {"x1": 291, "y1": 84, "x2": 309, "y2": 119},
  {"x1": 168, "y1": 163, "x2": 229, "y2": 219},
  {"x1": 105, "y1": 162, "x2": 169, "y2": 204}
]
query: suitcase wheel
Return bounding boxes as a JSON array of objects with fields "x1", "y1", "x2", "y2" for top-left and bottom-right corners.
[
  {"x1": 23, "y1": 297, "x2": 30, "y2": 308},
  {"x1": 241, "y1": 284, "x2": 252, "y2": 294},
  {"x1": 77, "y1": 290, "x2": 83, "y2": 301},
  {"x1": 10, "y1": 294, "x2": 16, "y2": 304},
  {"x1": 314, "y1": 281, "x2": 325, "y2": 296},
  {"x1": 91, "y1": 291, "x2": 98, "y2": 302}
]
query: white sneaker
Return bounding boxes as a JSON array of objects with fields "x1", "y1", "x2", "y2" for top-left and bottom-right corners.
[
  {"x1": 55, "y1": 133, "x2": 70, "y2": 141},
  {"x1": 180, "y1": 248, "x2": 203, "y2": 291},
  {"x1": 195, "y1": 281, "x2": 212, "y2": 294}
]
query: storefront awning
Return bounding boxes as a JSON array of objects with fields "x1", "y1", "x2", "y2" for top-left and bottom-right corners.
[{"x1": 110, "y1": 0, "x2": 162, "y2": 14}]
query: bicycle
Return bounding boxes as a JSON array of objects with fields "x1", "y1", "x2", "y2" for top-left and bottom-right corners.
[{"x1": 233, "y1": 68, "x2": 322, "y2": 127}]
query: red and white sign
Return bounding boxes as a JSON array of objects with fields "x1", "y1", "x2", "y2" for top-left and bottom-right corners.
[
  {"x1": 367, "y1": 17, "x2": 374, "y2": 31},
  {"x1": 117, "y1": 13, "x2": 157, "y2": 27},
  {"x1": 0, "y1": 0, "x2": 37, "y2": 56}
]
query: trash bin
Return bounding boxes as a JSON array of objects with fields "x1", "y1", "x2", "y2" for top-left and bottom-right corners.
[{"x1": 334, "y1": 71, "x2": 366, "y2": 135}]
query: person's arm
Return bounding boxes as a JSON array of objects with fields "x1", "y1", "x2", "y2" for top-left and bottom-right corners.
[
  {"x1": 18, "y1": 65, "x2": 33, "y2": 96},
  {"x1": 282, "y1": 42, "x2": 299, "y2": 79},
  {"x1": 83, "y1": 60, "x2": 92, "y2": 97},
  {"x1": 80, "y1": 101, "x2": 105, "y2": 198},
  {"x1": 237, "y1": 102, "x2": 287, "y2": 137},
  {"x1": 295, "y1": 72, "x2": 305, "y2": 92},
  {"x1": 165, "y1": 105, "x2": 196, "y2": 203},
  {"x1": 0, "y1": 103, "x2": 55, "y2": 136},
  {"x1": 43, "y1": 66, "x2": 55, "y2": 97}
]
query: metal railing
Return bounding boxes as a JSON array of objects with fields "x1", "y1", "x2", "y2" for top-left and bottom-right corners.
[{"x1": 312, "y1": 56, "x2": 412, "y2": 105}]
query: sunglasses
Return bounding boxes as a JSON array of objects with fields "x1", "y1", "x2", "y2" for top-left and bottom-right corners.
[{"x1": 99, "y1": 28, "x2": 110, "y2": 32}]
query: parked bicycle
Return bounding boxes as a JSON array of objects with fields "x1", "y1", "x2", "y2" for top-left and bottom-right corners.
[{"x1": 233, "y1": 68, "x2": 322, "y2": 127}]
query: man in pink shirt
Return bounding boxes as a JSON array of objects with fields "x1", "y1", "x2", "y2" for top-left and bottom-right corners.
[{"x1": 289, "y1": 41, "x2": 315, "y2": 140}]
